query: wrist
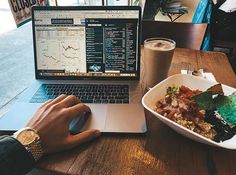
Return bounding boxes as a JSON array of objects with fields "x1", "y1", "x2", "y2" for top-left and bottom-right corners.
[{"x1": 13, "y1": 127, "x2": 44, "y2": 161}]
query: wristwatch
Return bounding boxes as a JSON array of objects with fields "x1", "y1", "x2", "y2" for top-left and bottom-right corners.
[{"x1": 13, "y1": 127, "x2": 44, "y2": 161}]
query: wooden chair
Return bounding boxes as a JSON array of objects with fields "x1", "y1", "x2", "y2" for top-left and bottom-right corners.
[{"x1": 141, "y1": 20, "x2": 207, "y2": 50}]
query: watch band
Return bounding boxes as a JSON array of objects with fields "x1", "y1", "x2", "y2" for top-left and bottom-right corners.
[
  {"x1": 25, "y1": 138, "x2": 43, "y2": 161},
  {"x1": 13, "y1": 127, "x2": 44, "y2": 161}
]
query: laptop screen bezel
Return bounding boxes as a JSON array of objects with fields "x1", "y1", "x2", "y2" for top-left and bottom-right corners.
[{"x1": 32, "y1": 6, "x2": 141, "y2": 80}]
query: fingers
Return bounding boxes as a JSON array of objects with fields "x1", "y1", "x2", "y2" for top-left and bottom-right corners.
[
  {"x1": 48, "y1": 94, "x2": 68, "y2": 106},
  {"x1": 40, "y1": 99, "x2": 53, "y2": 108},
  {"x1": 57, "y1": 95, "x2": 81, "y2": 108},
  {"x1": 41, "y1": 95, "x2": 80, "y2": 110},
  {"x1": 39, "y1": 95, "x2": 88, "y2": 122},
  {"x1": 40, "y1": 94, "x2": 67, "y2": 110},
  {"x1": 67, "y1": 129, "x2": 101, "y2": 148},
  {"x1": 66, "y1": 103, "x2": 91, "y2": 121}
]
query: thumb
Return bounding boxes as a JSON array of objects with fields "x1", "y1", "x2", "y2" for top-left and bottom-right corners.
[{"x1": 68, "y1": 129, "x2": 101, "y2": 148}]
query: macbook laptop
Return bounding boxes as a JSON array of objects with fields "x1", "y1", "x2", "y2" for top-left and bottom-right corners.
[{"x1": 0, "y1": 6, "x2": 146, "y2": 133}]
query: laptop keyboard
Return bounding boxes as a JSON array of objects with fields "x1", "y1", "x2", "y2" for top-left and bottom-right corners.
[{"x1": 30, "y1": 84, "x2": 129, "y2": 104}]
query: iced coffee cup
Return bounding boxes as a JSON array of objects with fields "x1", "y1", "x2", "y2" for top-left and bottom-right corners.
[{"x1": 144, "y1": 37, "x2": 176, "y2": 89}]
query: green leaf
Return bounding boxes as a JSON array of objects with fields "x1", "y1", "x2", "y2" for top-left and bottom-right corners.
[
  {"x1": 191, "y1": 91, "x2": 214, "y2": 110},
  {"x1": 217, "y1": 94, "x2": 236, "y2": 126}
]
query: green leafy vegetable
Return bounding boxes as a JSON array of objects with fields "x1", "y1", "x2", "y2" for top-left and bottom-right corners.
[
  {"x1": 166, "y1": 86, "x2": 179, "y2": 98},
  {"x1": 191, "y1": 91, "x2": 214, "y2": 110},
  {"x1": 217, "y1": 94, "x2": 236, "y2": 126}
]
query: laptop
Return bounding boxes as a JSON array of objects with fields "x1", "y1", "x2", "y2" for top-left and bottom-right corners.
[{"x1": 0, "y1": 6, "x2": 146, "y2": 133}]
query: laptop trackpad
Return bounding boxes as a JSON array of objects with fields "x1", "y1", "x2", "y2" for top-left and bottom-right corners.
[
  {"x1": 104, "y1": 104, "x2": 146, "y2": 133},
  {"x1": 81, "y1": 104, "x2": 107, "y2": 131}
]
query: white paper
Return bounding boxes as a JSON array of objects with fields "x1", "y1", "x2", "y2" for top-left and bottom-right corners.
[
  {"x1": 181, "y1": 70, "x2": 217, "y2": 82},
  {"x1": 219, "y1": 0, "x2": 236, "y2": 13}
]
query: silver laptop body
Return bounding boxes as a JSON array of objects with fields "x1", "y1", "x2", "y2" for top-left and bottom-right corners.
[{"x1": 0, "y1": 6, "x2": 146, "y2": 133}]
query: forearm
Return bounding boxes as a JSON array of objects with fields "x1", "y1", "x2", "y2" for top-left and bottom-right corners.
[{"x1": 0, "y1": 136, "x2": 36, "y2": 175}]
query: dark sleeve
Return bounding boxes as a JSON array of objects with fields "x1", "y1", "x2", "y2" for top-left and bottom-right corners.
[{"x1": 0, "y1": 135, "x2": 36, "y2": 175}]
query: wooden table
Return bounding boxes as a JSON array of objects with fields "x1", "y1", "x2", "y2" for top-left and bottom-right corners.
[
  {"x1": 36, "y1": 48, "x2": 236, "y2": 175},
  {"x1": 1, "y1": 23, "x2": 235, "y2": 175}
]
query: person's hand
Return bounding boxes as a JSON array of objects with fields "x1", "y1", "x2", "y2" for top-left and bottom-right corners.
[{"x1": 26, "y1": 95, "x2": 101, "y2": 154}]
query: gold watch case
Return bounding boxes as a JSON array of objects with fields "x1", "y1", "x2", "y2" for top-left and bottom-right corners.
[
  {"x1": 13, "y1": 127, "x2": 43, "y2": 161},
  {"x1": 14, "y1": 127, "x2": 40, "y2": 145}
]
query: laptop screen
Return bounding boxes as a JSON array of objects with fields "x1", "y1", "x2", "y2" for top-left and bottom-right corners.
[{"x1": 32, "y1": 6, "x2": 141, "y2": 80}]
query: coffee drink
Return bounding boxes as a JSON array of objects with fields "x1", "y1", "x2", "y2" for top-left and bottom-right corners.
[{"x1": 144, "y1": 38, "x2": 176, "y2": 89}]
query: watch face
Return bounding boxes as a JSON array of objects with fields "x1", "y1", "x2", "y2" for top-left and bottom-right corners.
[{"x1": 16, "y1": 129, "x2": 39, "y2": 145}]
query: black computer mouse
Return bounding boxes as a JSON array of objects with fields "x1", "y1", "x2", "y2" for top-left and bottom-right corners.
[{"x1": 69, "y1": 112, "x2": 90, "y2": 135}]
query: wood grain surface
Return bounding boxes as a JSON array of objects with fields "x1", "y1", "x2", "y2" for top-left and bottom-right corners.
[{"x1": 38, "y1": 48, "x2": 236, "y2": 175}]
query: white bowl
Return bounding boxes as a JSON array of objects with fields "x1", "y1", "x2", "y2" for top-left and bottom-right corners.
[{"x1": 142, "y1": 74, "x2": 236, "y2": 149}]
